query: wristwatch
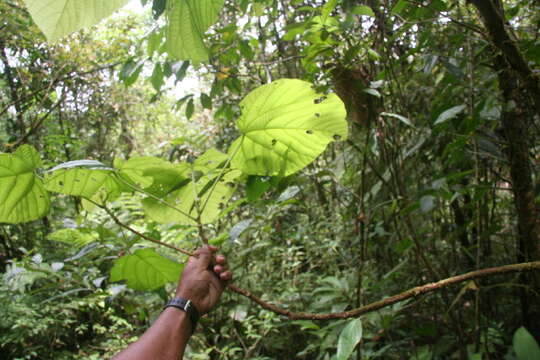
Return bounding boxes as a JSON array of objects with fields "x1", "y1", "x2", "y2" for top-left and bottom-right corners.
[{"x1": 164, "y1": 297, "x2": 200, "y2": 332}]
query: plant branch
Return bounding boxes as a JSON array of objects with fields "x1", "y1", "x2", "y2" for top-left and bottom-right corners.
[
  {"x1": 227, "y1": 262, "x2": 540, "y2": 320},
  {"x1": 92, "y1": 201, "x2": 196, "y2": 257}
]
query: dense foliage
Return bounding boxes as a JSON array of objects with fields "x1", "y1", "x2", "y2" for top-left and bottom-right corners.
[{"x1": 1, "y1": 0, "x2": 539, "y2": 359}]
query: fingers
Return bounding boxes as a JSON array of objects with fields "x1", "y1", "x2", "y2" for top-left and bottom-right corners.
[
  {"x1": 215, "y1": 254, "x2": 226, "y2": 265},
  {"x1": 219, "y1": 270, "x2": 232, "y2": 281},
  {"x1": 194, "y1": 245, "x2": 217, "y2": 270},
  {"x1": 211, "y1": 252, "x2": 232, "y2": 281},
  {"x1": 193, "y1": 246, "x2": 232, "y2": 281}
]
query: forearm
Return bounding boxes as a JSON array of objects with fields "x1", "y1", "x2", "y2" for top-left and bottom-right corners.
[{"x1": 113, "y1": 307, "x2": 192, "y2": 360}]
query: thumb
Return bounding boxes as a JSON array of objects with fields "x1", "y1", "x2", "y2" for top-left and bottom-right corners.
[{"x1": 195, "y1": 245, "x2": 215, "y2": 270}]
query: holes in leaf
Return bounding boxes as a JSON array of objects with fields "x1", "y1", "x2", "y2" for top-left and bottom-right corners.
[
  {"x1": 306, "y1": 130, "x2": 314, "y2": 135},
  {"x1": 271, "y1": 139, "x2": 277, "y2": 146},
  {"x1": 58, "y1": 181, "x2": 64, "y2": 186},
  {"x1": 315, "y1": 113, "x2": 320, "y2": 117},
  {"x1": 314, "y1": 96, "x2": 327, "y2": 104},
  {"x1": 333, "y1": 134, "x2": 342, "y2": 140},
  {"x1": 218, "y1": 202, "x2": 225, "y2": 210},
  {"x1": 225, "y1": 182, "x2": 235, "y2": 188}
]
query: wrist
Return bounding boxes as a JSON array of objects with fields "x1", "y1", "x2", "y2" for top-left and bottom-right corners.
[
  {"x1": 162, "y1": 307, "x2": 193, "y2": 334},
  {"x1": 164, "y1": 297, "x2": 200, "y2": 333},
  {"x1": 176, "y1": 289, "x2": 204, "y2": 314}
]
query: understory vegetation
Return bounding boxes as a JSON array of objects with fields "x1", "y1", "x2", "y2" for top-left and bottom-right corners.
[{"x1": 1, "y1": 0, "x2": 539, "y2": 359}]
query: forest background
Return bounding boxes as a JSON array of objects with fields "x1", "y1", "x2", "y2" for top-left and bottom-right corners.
[{"x1": 0, "y1": 0, "x2": 539, "y2": 359}]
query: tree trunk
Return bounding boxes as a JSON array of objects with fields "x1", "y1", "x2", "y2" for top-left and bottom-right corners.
[{"x1": 469, "y1": 0, "x2": 540, "y2": 335}]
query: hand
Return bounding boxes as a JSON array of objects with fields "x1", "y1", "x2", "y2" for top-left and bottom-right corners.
[{"x1": 175, "y1": 245, "x2": 232, "y2": 315}]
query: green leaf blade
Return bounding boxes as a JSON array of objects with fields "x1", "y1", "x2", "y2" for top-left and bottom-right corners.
[
  {"x1": 514, "y1": 326, "x2": 540, "y2": 360},
  {"x1": 166, "y1": 0, "x2": 224, "y2": 63},
  {"x1": 336, "y1": 318, "x2": 363, "y2": 360},
  {"x1": 0, "y1": 146, "x2": 50, "y2": 224},
  {"x1": 230, "y1": 79, "x2": 347, "y2": 176},
  {"x1": 434, "y1": 104, "x2": 467, "y2": 125},
  {"x1": 45, "y1": 168, "x2": 117, "y2": 199},
  {"x1": 23, "y1": 0, "x2": 130, "y2": 42},
  {"x1": 110, "y1": 248, "x2": 184, "y2": 291}
]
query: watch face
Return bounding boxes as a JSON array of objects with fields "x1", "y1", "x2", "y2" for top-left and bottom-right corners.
[{"x1": 185, "y1": 300, "x2": 193, "y2": 311}]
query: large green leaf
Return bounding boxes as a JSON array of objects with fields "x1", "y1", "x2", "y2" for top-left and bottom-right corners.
[
  {"x1": 0, "y1": 145, "x2": 50, "y2": 224},
  {"x1": 23, "y1": 0, "x2": 129, "y2": 42},
  {"x1": 45, "y1": 160, "x2": 120, "y2": 202},
  {"x1": 229, "y1": 79, "x2": 347, "y2": 176},
  {"x1": 141, "y1": 149, "x2": 240, "y2": 225},
  {"x1": 110, "y1": 248, "x2": 183, "y2": 291},
  {"x1": 166, "y1": 0, "x2": 224, "y2": 63},
  {"x1": 143, "y1": 167, "x2": 241, "y2": 225},
  {"x1": 116, "y1": 156, "x2": 186, "y2": 190},
  {"x1": 193, "y1": 148, "x2": 228, "y2": 172},
  {"x1": 336, "y1": 318, "x2": 363, "y2": 360},
  {"x1": 514, "y1": 326, "x2": 540, "y2": 360}
]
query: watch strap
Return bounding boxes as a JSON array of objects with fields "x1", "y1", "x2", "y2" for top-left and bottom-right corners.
[{"x1": 164, "y1": 297, "x2": 200, "y2": 332}]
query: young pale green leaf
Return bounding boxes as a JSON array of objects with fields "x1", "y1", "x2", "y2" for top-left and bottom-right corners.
[
  {"x1": 513, "y1": 327, "x2": 540, "y2": 360},
  {"x1": 434, "y1": 104, "x2": 466, "y2": 125},
  {"x1": 110, "y1": 248, "x2": 184, "y2": 291},
  {"x1": 229, "y1": 79, "x2": 347, "y2": 176},
  {"x1": 336, "y1": 318, "x2": 363, "y2": 360},
  {"x1": 166, "y1": 0, "x2": 224, "y2": 63},
  {"x1": 0, "y1": 145, "x2": 50, "y2": 224},
  {"x1": 23, "y1": 0, "x2": 129, "y2": 42}
]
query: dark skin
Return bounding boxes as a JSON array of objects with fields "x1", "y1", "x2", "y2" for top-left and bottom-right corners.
[{"x1": 113, "y1": 245, "x2": 232, "y2": 360}]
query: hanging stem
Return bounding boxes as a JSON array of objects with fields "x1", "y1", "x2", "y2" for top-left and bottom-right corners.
[{"x1": 89, "y1": 200, "x2": 196, "y2": 257}]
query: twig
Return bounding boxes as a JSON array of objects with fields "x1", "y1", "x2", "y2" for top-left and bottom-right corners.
[
  {"x1": 114, "y1": 174, "x2": 198, "y2": 222},
  {"x1": 227, "y1": 262, "x2": 540, "y2": 320},
  {"x1": 91, "y1": 201, "x2": 196, "y2": 257}
]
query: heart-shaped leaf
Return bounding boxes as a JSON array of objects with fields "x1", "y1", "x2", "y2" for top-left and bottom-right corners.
[
  {"x1": 166, "y1": 0, "x2": 224, "y2": 63},
  {"x1": 229, "y1": 79, "x2": 347, "y2": 176},
  {"x1": 0, "y1": 145, "x2": 50, "y2": 224},
  {"x1": 23, "y1": 0, "x2": 129, "y2": 41},
  {"x1": 110, "y1": 248, "x2": 183, "y2": 291}
]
